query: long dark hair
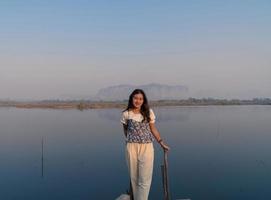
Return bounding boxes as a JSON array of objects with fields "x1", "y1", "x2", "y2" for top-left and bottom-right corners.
[{"x1": 123, "y1": 89, "x2": 151, "y2": 123}]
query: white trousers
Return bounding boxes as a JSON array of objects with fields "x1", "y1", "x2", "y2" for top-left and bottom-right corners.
[{"x1": 125, "y1": 142, "x2": 154, "y2": 200}]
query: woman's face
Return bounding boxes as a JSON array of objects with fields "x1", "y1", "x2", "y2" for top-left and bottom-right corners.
[{"x1": 132, "y1": 93, "x2": 144, "y2": 109}]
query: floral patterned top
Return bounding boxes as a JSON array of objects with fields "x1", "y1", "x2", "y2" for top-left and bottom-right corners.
[{"x1": 120, "y1": 109, "x2": 156, "y2": 143}]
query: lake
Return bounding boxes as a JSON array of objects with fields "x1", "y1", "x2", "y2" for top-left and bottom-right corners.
[{"x1": 0, "y1": 105, "x2": 271, "y2": 200}]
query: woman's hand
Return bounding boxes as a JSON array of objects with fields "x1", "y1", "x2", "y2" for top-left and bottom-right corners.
[{"x1": 160, "y1": 141, "x2": 170, "y2": 151}]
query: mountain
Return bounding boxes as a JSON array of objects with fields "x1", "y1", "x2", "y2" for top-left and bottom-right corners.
[{"x1": 95, "y1": 83, "x2": 189, "y2": 101}]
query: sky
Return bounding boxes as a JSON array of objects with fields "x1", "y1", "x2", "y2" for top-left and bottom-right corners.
[{"x1": 0, "y1": 0, "x2": 270, "y2": 100}]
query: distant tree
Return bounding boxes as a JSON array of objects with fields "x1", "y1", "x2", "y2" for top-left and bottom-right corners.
[{"x1": 77, "y1": 102, "x2": 85, "y2": 111}]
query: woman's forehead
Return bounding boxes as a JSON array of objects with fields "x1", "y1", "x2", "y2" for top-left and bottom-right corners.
[{"x1": 133, "y1": 93, "x2": 143, "y2": 98}]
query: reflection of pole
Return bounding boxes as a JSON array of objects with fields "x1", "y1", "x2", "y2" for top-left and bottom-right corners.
[
  {"x1": 161, "y1": 150, "x2": 170, "y2": 200},
  {"x1": 216, "y1": 107, "x2": 220, "y2": 138},
  {"x1": 41, "y1": 137, "x2": 44, "y2": 178}
]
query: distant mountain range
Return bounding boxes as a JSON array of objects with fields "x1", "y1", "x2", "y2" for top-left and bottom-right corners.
[{"x1": 94, "y1": 83, "x2": 189, "y2": 101}]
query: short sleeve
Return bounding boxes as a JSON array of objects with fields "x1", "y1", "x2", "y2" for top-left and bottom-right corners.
[
  {"x1": 120, "y1": 111, "x2": 128, "y2": 125},
  {"x1": 149, "y1": 108, "x2": 156, "y2": 123}
]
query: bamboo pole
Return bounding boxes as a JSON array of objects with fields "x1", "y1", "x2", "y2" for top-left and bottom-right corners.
[{"x1": 161, "y1": 150, "x2": 171, "y2": 200}]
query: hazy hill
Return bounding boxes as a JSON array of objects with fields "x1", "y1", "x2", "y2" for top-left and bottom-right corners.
[{"x1": 95, "y1": 83, "x2": 189, "y2": 101}]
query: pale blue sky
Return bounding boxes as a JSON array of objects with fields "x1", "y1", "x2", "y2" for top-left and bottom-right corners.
[{"x1": 1, "y1": 0, "x2": 270, "y2": 100}]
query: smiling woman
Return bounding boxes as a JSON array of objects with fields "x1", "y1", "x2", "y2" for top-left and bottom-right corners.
[{"x1": 120, "y1": 89, "x2": 170, "y2": 200}]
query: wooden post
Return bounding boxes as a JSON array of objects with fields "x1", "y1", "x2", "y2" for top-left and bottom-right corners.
[
  {"x1": 161, "y1": 165, "x2": 166, "y2": 198},
  {"x1": 41, "y1": 137, "x2": 44, "y2": 178},
  {"x1": 164, "y1": 150, "x2": 171, "y2": 200},
  {"x1": 161, "y1": 150, "x2": 171, "y2": 200}
]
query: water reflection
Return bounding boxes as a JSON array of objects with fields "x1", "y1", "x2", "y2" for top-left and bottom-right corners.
[{"x1": 97, "y1": 106, "x2": 191, "y2": 122}]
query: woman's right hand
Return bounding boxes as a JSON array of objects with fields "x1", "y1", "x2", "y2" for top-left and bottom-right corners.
[{"x1": 160, "y1": 141, "x2": 170, "y2": 151}]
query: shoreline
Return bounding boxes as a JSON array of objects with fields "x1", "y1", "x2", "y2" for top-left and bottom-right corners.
[{"x1": 0, "y1": 98, "x2": 270, "y2": 110}]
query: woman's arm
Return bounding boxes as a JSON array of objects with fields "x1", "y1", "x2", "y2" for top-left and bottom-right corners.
[
  {"x1": 122, "y1": 124, "x2": 128, "y2": 137},
  {"x1": 149, "y1": 123, "x2": 170, "y2": 151}
]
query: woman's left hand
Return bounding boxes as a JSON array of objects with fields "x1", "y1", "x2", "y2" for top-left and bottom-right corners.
[{"x1": 160, "y1": 141, "x2": 170, "y2": 151}]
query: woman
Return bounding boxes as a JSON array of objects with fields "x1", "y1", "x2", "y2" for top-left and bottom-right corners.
[{"x1": 120, "y1": 89, "x2": 170, "y2": 200}]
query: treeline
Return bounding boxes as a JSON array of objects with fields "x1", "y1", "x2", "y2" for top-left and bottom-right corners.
[
  {"x1": 0, "y1": 98, "x2": 270, "y2": 110},
  {"x1": 153, "y1": 98, "x2": 271, "y2": 105}
]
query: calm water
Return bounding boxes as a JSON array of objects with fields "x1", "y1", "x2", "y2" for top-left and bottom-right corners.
[{"x1": 0, "y1": 106, "x2": 271, "y2": 200}]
